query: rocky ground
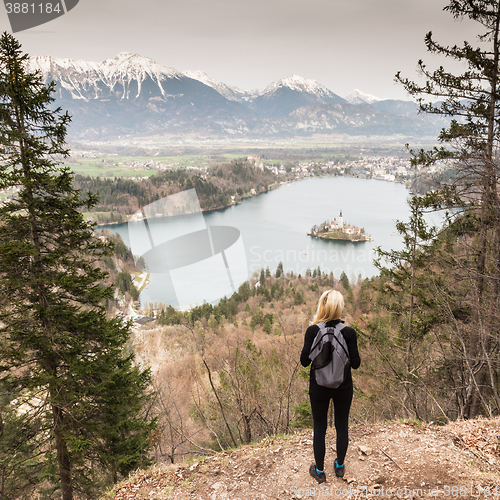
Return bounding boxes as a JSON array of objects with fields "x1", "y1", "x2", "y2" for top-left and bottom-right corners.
[{"x1": 103, "y1": 417, "x2": 500, "y2": 500}]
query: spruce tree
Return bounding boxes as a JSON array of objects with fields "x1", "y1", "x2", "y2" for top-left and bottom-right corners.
[
  {"x1": 339, "y1": 271, "x2": 350, "y2": 291},
  {"x1": 396, "y1": 0, "x2": 500, "y2": 418},
  {"x1": 0, "y1": 32, "x2": 156, "y2": 499},
  {"x1": 275, "y1": 261, "x2": 283, "y2": 278},
  {"x1": 374, "y1": 197, "x2": 439, "y2": 420}
]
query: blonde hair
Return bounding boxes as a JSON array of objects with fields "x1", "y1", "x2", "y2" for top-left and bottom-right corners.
[{"x1": 313, "y1": 290, "x2": 344, "y2": 324}]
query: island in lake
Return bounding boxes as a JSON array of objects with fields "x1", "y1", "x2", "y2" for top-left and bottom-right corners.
[{"x1": 308, "y1": 210, "x2": 372, "y2": 242}]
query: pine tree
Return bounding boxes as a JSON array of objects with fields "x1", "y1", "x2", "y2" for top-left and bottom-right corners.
[
  {"x1": 259, "y1": 267, "x2": 265, "y2": 285},
  {"x1": 275, "y1": 261, "x2": 284, "y2": 278},
  {"x1": 262, "y1": 316, "x2": 273, "y2": 335},
  {"x1": 374, "y1": 196, "x2": 439, "y2": 419},
  {"x1": 375, "y1": 197, "x2": 438, "y2": 343},
  {"x1": 396, "y1": 0, "x2": 500, "y2": 418},
  {"x1": 339, "y1": 271, "x2": 350, "y2": 291},
  {"x1": 0, "y1": 33, "x2": 156, "y2": 499}
]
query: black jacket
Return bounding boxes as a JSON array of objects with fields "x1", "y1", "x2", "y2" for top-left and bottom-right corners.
[{"x1": 300, "y1": 319, "x2": 361, "y2": 392}]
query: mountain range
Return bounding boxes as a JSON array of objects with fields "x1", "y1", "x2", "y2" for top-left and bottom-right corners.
[{"x1": 27, "y1": 52, "x2": 445, "y2": 140}]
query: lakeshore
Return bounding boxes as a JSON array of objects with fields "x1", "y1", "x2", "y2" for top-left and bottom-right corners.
[
  {"x1": 82, "y1": 149, "x2": 424, "y2": 225},
  {"x1": 100, "y1": 176, "x2": 411, "y2": 307},
  {"x1": 307, "y1": 231, "x2": 372, "y2": 242}
]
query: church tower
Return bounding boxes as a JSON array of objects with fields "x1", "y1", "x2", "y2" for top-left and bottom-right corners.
[{"x1": 339, "y1": 210, "x2": 343, "y2": 229}]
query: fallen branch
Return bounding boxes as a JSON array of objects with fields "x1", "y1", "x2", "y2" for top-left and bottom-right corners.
[{"x1": 377, "y1": 446, "x2": 404, "y2": 471}]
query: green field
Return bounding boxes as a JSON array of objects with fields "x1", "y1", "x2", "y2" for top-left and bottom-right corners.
[
  {"x1": 65, "y1": 150, "x2": 336, "y2": 179},
  {"x1": 65, "y1": 153, "x2": 250, "y2": 178},
  {"x1": 83, "y1": 211, "x2": 128, "y2": 224},
  {"x1": 65, "y1": 135, "x2": 432, "y2": 179}
]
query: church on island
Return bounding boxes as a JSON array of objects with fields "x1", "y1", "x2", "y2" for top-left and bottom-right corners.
[
  {"x1": 325, "y1": 210, "x2": 362, "y2": 237},
  {"x1": 309, "y1": 210, "x2": 370, "y2": 242}
]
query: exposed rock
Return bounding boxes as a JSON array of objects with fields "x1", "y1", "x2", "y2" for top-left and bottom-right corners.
[{"x1": 358, "y1": 444, "x2": 373, "y2": 455}]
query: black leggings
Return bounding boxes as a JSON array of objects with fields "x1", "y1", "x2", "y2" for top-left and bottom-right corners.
[{"x1": 309, "y1": 387, "x2": 353, "y2": 471}]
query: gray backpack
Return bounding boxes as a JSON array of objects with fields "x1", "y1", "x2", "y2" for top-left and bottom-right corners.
[{"x1": 308, "y1": 322, "x2": 350, "y2": 388}]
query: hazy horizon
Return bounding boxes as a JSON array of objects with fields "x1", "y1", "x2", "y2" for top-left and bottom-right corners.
[{"x1": 0, "y1": 0, "x2": 483, "y2": 100}]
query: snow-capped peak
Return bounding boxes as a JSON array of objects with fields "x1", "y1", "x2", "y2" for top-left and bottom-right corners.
[
  {"x1": 184, "y1": 70, "x2": 215, "y2": 85},
  {"x1": 27, "y1": 52, "x2": 186, "y2": 100},
  {"x1": 184, "y1": 69, "x2": 232, "y2": 94},
  {"x1": 345, "y1": 89, "x2": 381, "y2": 105},
  {"x1": 27, "y1": 55, "x2": 100, "y2": 78},
  {"x1": 28, "y1": 52, "x2": 183, "y2": 82},
  {"x1": 263, "y1": 74, "x2": 333, "y2": 97},
  {"x1": 101, "y1": 52, "x2": 182, "y2": 80},
  {"x1": 184, "y1": 70, "x2": 250, "y2": 101}
]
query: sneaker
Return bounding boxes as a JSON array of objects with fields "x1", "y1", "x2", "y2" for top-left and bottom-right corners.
[
  {"x1": 309, "y1": 464, "x2": 326, "y2": 484},
  {"x1": 334, "y1": 459, "x2": 345, "y2": 478}
]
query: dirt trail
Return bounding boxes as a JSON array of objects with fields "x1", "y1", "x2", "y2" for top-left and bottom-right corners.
[{"x1": 106, "y1": 418, "x2": 500, "y2": 500}]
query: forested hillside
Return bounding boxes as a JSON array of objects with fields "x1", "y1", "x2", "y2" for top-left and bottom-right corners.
[
  {"x1": 74, "y1": 159, "x2": 286, "y2": 223},
  {"x1": 122, "y1": 260, "x2": 497, "y2": 467}
]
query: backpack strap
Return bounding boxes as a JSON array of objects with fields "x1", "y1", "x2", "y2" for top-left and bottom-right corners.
[{"x1": 310, "y1": 321, "x2": 350, "y2": 361}]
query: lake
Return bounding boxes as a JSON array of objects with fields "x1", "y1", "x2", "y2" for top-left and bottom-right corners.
[{"x1": 100, "y1": 176, "x2": 413, "y2": 308}]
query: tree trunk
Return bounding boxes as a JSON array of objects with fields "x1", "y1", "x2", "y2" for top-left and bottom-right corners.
[
  {"x1": 243, "y1": 415, "x2": 252, "y2": 445},
  {"x1": 202, "y1": 359, "x2": 237, "y2": 448},
  {"x1": 52, "y1": 402, "x2": 73, "y2": 500}
]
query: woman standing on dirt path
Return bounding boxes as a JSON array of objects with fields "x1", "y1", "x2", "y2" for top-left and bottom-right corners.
[{"x1": 300, "y1": 289, "x2": 361, "y2": 483}]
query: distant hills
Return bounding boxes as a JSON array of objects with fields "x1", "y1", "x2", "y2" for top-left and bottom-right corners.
[{"x1": 27, "y1": 52, "x2": 445, "y2": 140}]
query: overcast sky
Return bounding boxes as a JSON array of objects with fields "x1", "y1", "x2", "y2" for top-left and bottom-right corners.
[{"x1": 0, "y1": 0, "x2": 484, "y2": 100}]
